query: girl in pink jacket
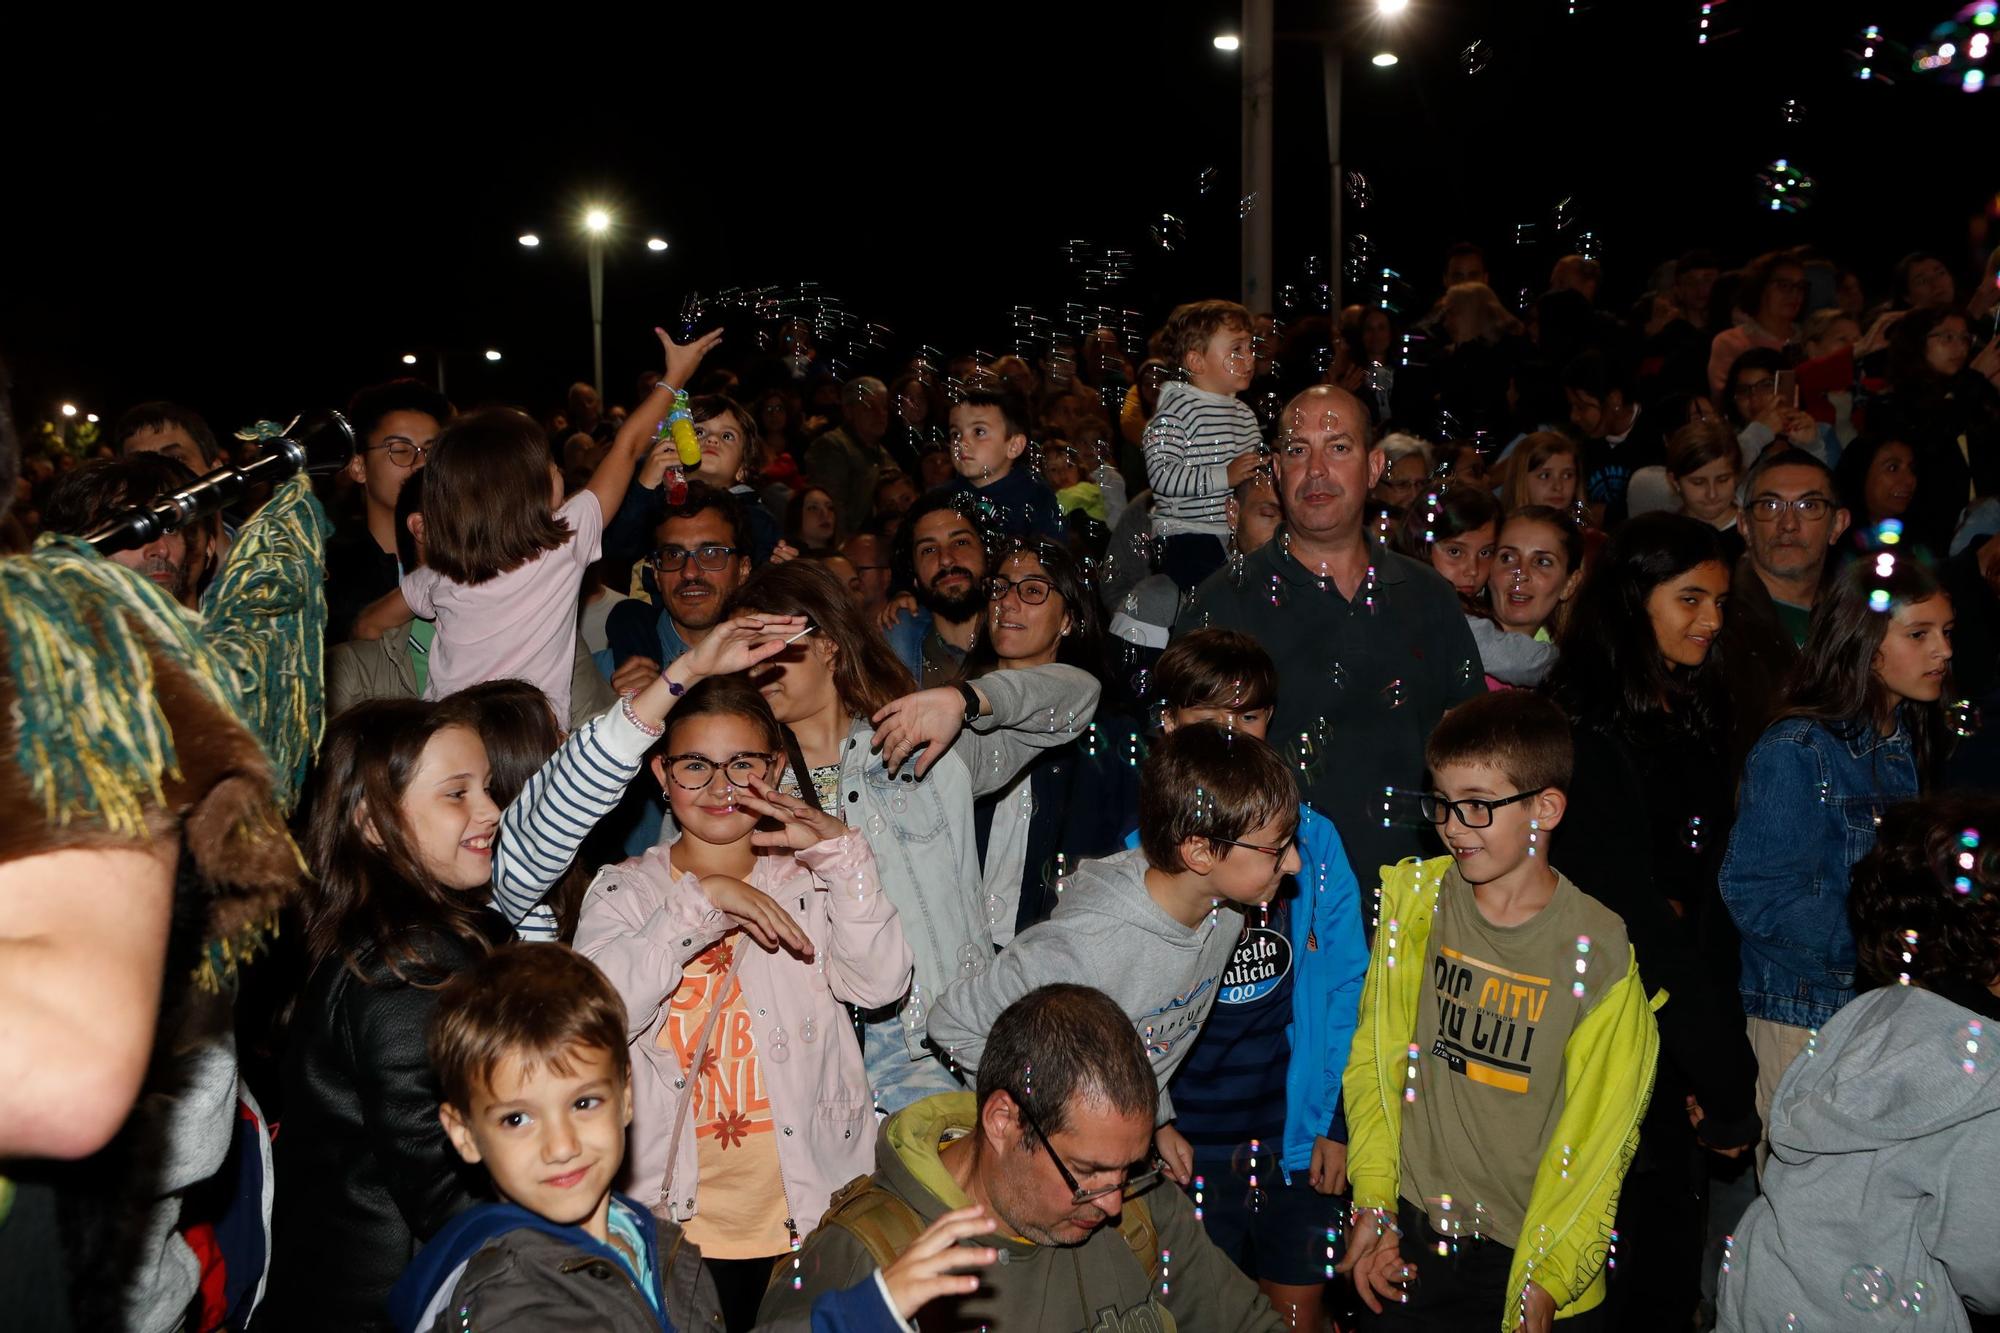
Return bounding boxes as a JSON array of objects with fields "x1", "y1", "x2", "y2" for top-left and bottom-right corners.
[{"x1": 576, "y1": 674, "x2": 913, "y2": 1332}]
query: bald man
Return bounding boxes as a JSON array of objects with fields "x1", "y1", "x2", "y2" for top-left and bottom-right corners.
[{"x1": 1172, "y1": 385, "x2": 1483, "y2": 898}]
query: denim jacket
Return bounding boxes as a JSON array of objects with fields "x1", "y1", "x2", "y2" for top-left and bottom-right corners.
[{"x1": 1719, "y1": 715, "x2": 1919, "y2": 1029}]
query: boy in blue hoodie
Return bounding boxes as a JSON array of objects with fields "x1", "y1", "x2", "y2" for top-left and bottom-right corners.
[
  {"x1": 945, "y1": 384, "x2": 1066, "y2": 541},
  {"x1": 388, "y1": 944, "x2": 994, "y2": 1333},
  {"x1": 1128, "y1": 629, "x2": 1368, "y2": 1330}
]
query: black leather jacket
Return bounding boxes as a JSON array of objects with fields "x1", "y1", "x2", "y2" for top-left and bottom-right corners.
[{"x1": 262, "y1": 913, "x2": 508, "y2": 1331}]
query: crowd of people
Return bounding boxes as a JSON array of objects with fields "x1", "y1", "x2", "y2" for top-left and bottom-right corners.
[{"x1": 3, "y1": 232, "x2": 2000, "y2": 1333}]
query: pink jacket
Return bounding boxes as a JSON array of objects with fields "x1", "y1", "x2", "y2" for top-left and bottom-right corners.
[
  {"x1": 575, "y1": 831, "x2": 913, "y2": 1232},
  {"x1": 1707, "y1": 318, "x2": 1793, "y2": 397}
]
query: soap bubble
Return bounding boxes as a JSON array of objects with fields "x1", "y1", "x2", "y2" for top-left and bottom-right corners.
[
  {"x1": 1198, "y1": 165, "x2": 1218, "y2": 195},
  {"x1": 800, "y1": 1015, "x2": 817, "y2": 1044},
  {"x1": 1949, "y1": 699, "x2": 1983, "y2": 737},
  {"x1": 1841, "y1": 1264, "x2": 1894, "y2": 1311},
  {"x1": 1151, "y1": 213, "x2": 1186, "y2": 252},
  {"x1": 1345, "y1": 170, "x2": 1372, "y2": 208},
  {"x1": 957, "y1": 942, "x2": 987, "y2": 979},
  {"x1": 1459, "y1": 39, "x2": 1493, "y2": 75},
  {"x1": 1961, "y1": 1018, "x2": 1984, "y2": 1074},
  {"x1": 1757, "y1": 159, "x2": 1818, "y2": 214},
  {"x1": 1239, "y1": 193, "x2": 1260, "y2": 218},
  {"x1": 1781, "y1": 96, "x2": 1805, "y2": 125},
  {"x1": 1381, "y1": 678, "x2": 1407, "y2": 710},
  {"x1": 767, "y1": 1025, "x2": 790, "y2": 1064}
]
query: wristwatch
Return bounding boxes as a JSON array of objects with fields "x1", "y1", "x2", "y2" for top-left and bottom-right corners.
[{"x1": 952, "y1": 680, "x2": 982, "y2": 725}]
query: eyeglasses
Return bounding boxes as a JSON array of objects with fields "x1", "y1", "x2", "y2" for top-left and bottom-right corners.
[
  {"x1": 360, "y1": 440, "x2": 430, "y2": 467},
  {"x1": 985, "y1": 574, "x2": 1060, "y2": 605},
  {"x1": 662, "y1": 751, "x2": 775, "y2": 792},
  {"x1": 1769, "y1": 278, "x2": 1808, "y2": 294},
  {"x1": 1014, "y1": 1093, "x2": 1166, "y2": 1205},
  {"x1": 1732, "y1": 377, "x2": 1777, "y2": 400},
  {"x1": 648, "y1": 545, "x2": 744, "y2": 573},
  {"x1": 1929, "y1": 330, "x2": 1972, "y2": 346},
  {"x1": 1748, "y1": 496, "x2": 1833, "y2": 522},
  {"x1": 1418, "y1": 789, "x2": 1544, "y2": 828},
  {"x1": 1211, "y1": 834, "x2": 1298, "y2": 865}
]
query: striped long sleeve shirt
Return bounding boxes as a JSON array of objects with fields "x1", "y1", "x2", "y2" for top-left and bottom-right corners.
[
  {"x1": 1142, "y1": 380, "x2": 1265, "y2": 537},
  {"x1": 492, "y1": 702, "x2": 654, "y2": 942}
]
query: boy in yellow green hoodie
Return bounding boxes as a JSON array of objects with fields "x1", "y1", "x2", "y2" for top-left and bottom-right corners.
[{"x1": 1337, "y1": 691, "x2": 1659, "y2": 1332}]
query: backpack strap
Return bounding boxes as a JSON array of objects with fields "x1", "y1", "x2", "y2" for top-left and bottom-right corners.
[{"x1": 1117, "y1": 1194, "x2": 1159, "y2": 1285}]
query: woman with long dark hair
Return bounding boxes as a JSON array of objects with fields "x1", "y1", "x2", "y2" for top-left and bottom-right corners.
[
  {"x1": 724, "y1": 561, "x2": 1101, "y2": 1110},
  {"x1": 1720, "y1": 556, "x2": 1954, "y2": 1162},
  {"x1": 959, "y1": 539, "x2": 1142, "y2": 942},
  {"x1": 1873, "y1": 306, "x2": 2000, "y2": 552},
  {"x1": 1542, "y1": 513, "x2": 1761, "y2": 1327}
]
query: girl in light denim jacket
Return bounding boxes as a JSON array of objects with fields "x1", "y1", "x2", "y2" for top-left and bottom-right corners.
[
  {"x1": 577, "y1": 673, "x2": 913, "y2": 1333},
  {"x1": 1720, "y1": 558, "x2": 1954, "y2": 1157}
]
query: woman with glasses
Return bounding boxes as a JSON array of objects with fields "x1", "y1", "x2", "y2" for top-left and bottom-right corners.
[
  {"x1": 1874, "y1": 306, "x2": 2000, "y2": 554},
  {"x1": 723, "y1": 560, "x2": 1102, "y2": 1112},
  {"x1": 1721, "y1": 347, "x2": 1834, "y2": 467},
  {"x1": 577, "y1": 672, "x2": 913, "y2": 1333},
  {"x1": 1707, "y1": 251, "x2": 1809, "y2": 397},
  {"x1": 1543, "y1": 514, "x2": 1762, "y2": 1326},
  {"x1": 959, "y1": 540, "x2": 1143, "y2": 946},
  {"x1": 1720, "y1": 558, "x2": 1953, "y2": 1167}
]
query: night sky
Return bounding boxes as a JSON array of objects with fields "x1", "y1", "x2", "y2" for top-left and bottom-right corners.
[{"x1": 4, "y1": 0, "x2": 1996, "y2": 437}]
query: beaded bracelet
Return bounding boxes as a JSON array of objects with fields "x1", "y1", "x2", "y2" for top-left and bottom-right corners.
[{"x1": 619, "y1": 691, "x2": 665, "y2": 738}]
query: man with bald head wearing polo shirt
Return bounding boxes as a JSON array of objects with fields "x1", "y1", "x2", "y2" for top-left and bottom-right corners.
[{"x1": 1173, "y1": 384, "x2": 1484, "y2": 901}]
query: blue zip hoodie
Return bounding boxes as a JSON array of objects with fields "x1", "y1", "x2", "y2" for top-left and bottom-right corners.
[
  {"x1": 388, "y1": 1196, "x2": 902, "y2": 1333},
  {"x1": 1125, "y1": 804, "x2": 1367, "y2": 1176}
]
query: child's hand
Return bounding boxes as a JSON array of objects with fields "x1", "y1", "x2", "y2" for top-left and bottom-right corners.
[
  {"x1": 768, "y1": 540, "x2": 801, "y2": 565},
  {"x1": 1153, "y1": 1124, "x2": 1194, "y2": 1185},
  {"x1": 1516, "y1": 1280, "x2": 1555, "y2": 1333},
  {"x1": 1224, "y1": 449, "x2": 1267, "y2": 488},
  {"x1": 870, "y1": 684, "x2": 979, "y2": 778},
  {"x1": 612, "y1": 655, "x2": 662, "y2": 697},
  {"x1": 697, "y1": 874, "x2": 814, "y2": 960},
  {"x1": 736, "y1": 777, "x2": 851, "y2": 852},
  {"x1": 679, "y1": 614, "x2": 811, "y2": 682},
  {"x1": 880, "y1": 1206, "x2": 996, "y2": 1317},
  {"x1": 875, "y1": 591, "x2": 919, "y2": 630},
  {"x1": 1335, "y1": 1207, "x2": 1413, "y2": 1314},
  {"x1": 1307, "y1": 1135, "x2": 1347, "y2": 1195},
  {"x1": 657, "y1": 325, "x2": 724, "y2": 394}
]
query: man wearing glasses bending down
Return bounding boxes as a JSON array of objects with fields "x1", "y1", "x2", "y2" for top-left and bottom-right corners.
[
  {"x1": 604, "y1": 481, "x2": 755, "y2": 696},
  {"x1": 762, "y1": 983, "x2": 1288, "y2": 1331},
  {"x1": 1730, "y1": 447, "x2": 1851, "y2": 734}
]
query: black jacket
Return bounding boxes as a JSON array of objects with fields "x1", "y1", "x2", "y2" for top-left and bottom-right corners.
[{"x1": 263, "y1": 914, "x2": 508, "y2": 1331}]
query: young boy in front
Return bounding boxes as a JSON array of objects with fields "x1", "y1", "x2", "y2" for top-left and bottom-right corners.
[
  {"x1": 1338, "y1": 692, "x2": 1658, "y2": 1331},
  {"x1": 927, "y1": 723, "x2": 1302, "y2": 1188},
  {"x1": 946, "y1": 383, "x2": 1065, "y2": 541},
  {"x1": 387, "y1": 944, "x2": 992, "y2": 1333},
  {"x1": 1127, "y1": 630, "x2": 1370, "y2": 1331},
  {"x1": 1143, "y1": 298, "x2": 1265, "y2": 590}
]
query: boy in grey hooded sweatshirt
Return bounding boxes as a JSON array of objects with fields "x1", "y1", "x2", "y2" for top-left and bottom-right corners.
[
  {"x1": 1718, "y1": 796, "x2": 2000, "y2": 1333},
  {"x1": 928, "y1": 725, "x2": 1301, "y2": 1178}
]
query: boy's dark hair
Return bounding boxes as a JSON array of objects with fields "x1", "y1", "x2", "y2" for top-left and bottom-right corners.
[
  {"x1": 420, "y1": 406, "x2": 569, "y2": 585},
  {"x1": 950, "y1": 384, "x2": 1031, "y2": 442},
  {"x1": 871, "y1": 468, "x2": 916, "y2": 507},
  {"x1": 345, "y1": 378, "x2": 451, "y2": 448},
  {"x1": 428, "y1": 943, "x2": 631, "y2": 1112},
  {"x1": 659, "y1": 479, "x2": 751, "y2": 555},
  {"x1": 112, "y1": 400, "x2": 222, "y2": 466},
  {"x1": 41, "y1": 453, "x2": 199, "y2": 536},
  {"x1": 1560, "y1": 348, "x2": 1637, "y2": 402},
  {"x1": 1426, "y1": 691, "x2": 1574, "y2": 794},
  {"x1": 393, "y1": 469, "x2": 424, "y2": 571},
  {"x1": 689, "y1": 393, "x2": 760, "y2": 454},
  {"x1": 1137, "y1": 724, "x2": 1299, "y2": 873},
  {"x1": 975, "y1": 984, "x2": 1157, "y2": 1146},
  {"x1": 1162, "y1": 299, "x2": 1253, "y2": 368},
  {"x1": 1850, "y1": 795, "x2": 2000, "y2": 993},
  {"x1": 1154, "y1": 629, "x2": 1278, "y2": 714}
]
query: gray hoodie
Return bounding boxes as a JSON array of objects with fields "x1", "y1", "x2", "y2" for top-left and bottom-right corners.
[
  {"x1": 1718, "y1": 985, "x2": 2000, "y2": 1332},
  {"x1": 926, "y1": 847, "x2": 1243, "y2": 1122}
]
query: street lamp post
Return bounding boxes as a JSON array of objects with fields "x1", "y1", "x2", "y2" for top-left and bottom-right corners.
[
  {"x1": 1241, "y1": 0, "x2": 1275, "y2": 313},
  {"x1": 584, "y1": 208, "x2": 612, "y2": 397}
]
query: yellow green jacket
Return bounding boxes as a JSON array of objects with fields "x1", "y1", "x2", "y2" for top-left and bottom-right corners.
[{"x1": 1343, "y1": 856, "x2": 1661, "y2": 1330}]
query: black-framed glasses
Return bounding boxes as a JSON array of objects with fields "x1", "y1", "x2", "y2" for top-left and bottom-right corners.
[
  {"x1": 359, "y1": 440, "x2": 430, "y2": 467},
  {"x1": 1212, "y1": 834, "x2": 1298, "y2": 866},
  {"x1": 1014, "y1": 1093, "x2": 1166, "y2": 1206},
  {"x1": 1748, "y1": 496, "x2": 1833, "y2": 522},
  {"x1": 1418, "y1": 789, "x2": 1544, "y2": 829},
  {"x1": 985, "y1": 574, "x2": 1059, "y2": 605},
  {"x1": 648, "y1": 544, "x2": 744, "y2": 573},
  {"x1": 1731, "y1": 377, "x2": 1777, "y2": 400},
  {"x1": 663, "y1": 751, "x2": 775, "y2": 792}
]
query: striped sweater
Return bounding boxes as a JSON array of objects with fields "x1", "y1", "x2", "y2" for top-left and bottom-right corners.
[
  {"x1": 491, "y1": 702, "x2": 654, "y2": 942},
  {"x1": 1142, "y1": 380, "x2": 1264, "y2": 536}
]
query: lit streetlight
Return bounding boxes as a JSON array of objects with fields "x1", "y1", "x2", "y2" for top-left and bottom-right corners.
[
  {"x1": 60, "y1": 403, "x2": 77, "y2": 418},
  {"x1": 1376, "y1": 0, "x2": 1410, "y2": 13},
  {"x1": 85, "y1": 413, "x2": 99, "y2": 424},
  {"x1": 584, "y1": 207, "x2": 612, "y2": 235},
  {"x1": 647, "y1": 237, "x2": 669, "y2": 252},
  {"x1": 484, "y1": 349, "x2": 503, "y2": 363},
  {"x1": 518, "y1": 233, "x2": 541, "y2": 248},
  {"x1": 1371, "y1": 51, "x2": 1399, "y2": 66},
  {"x1": 520, "y1": 203, "x2": 668, "y2": 395},
  {"x1": 402, "y1": 353, "x2": 419, "y2": 365},
  {"x1": 1214, "y1": 33, "x2": 1241, "y2": 50}
]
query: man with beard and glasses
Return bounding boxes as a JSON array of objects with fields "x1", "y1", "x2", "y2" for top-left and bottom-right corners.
[
  {"x1": 603, "y1": 481, "x2": 755, "y2": 692},
  {"x1": 40, "y1": 454, "x2": 217, "y2": 609},
  {"x1": 763, "y1": 984, "x2": 1284, "y2": 1331},
  {"x1": 1175, "y1": 385, "x2": 1484, "y2": 902},
  {"x1": 1729, "y1": 447, "x2": 1851, "y2": 737},
  {"x1": 885, "y1": 492, "x2": 995, "y2": 687}
]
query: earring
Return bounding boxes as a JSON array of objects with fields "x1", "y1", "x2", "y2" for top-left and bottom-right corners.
[{"x1": 1529, "y1": 817, "x2": 1540, "y2": 858}]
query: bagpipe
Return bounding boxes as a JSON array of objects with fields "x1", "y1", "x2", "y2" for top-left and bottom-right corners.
[{"x1": 83, "y1": 409, "x2": 356, "y2": 555}]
